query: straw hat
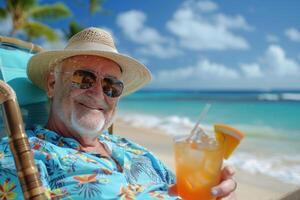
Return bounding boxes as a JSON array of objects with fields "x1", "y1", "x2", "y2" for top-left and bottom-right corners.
[{"x1": 27, "y1": 27, "x2": 152, "y2": 96}]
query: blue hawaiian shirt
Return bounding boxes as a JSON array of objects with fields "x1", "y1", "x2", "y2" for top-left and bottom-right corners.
[{"x1": 0, "y1": 125, "x2": 179, "y2": 200}]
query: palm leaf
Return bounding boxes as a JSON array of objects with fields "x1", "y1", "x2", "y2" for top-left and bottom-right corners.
[
  {"x1": 7, "y1": 0, "x2": 36, "y2": 11},
  {"x1": 30, "y1": 3, "x2": 71, "y2": 21},
  {"x1": 89, "y1": 0, "x2": 111, "y2": 15},
  {"x1": 64, "y1": 21, "x2": 84, "y2": 39},
  {"x1": 0, "y1": 8, "x2": 8, "y2": 19},
  {"x1": 89, "y1": 0, "x2": 102, "y2": 14},
  {"x1": 23, "y1": 22, "x2": 58, "y2": 42},
  {"x1": 18, "y1": 0, "x2": 36, "y2": 10}
]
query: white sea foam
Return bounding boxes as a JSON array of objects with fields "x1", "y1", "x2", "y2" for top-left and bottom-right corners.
[
  {"x1": 117, "y1": 112, "x2": 300, "y2": 185},
  {"x1": 257, "y1": 93, "x2": 280, "y2": 101},
  {"x1": 117, "y1": 112, "x2": 211, "y2": 137},
  {"x1": 281, "y1": 93, "x2": 300, "y2": 101},
  {"x1": 257, "y1": 92, "x2": 300, "y2": 101},
  {"x1": 118, "y1": 112, "x2": 295, "y2": 139},
  {"x1": 225, "y1": 152, "x2": 300, "y2": 184}
]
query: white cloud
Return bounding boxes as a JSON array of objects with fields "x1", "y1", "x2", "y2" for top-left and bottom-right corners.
[
  {"x1": 196, "y1": 59, "x2": 239, "y2": 78},
  {"x1": 117, "y1": 10, "x2": 166, "y2": 45},
  {"x1": 193, "y1": 0, "x2": 218, "y2": 13},
  {"x1": 138, "y1": 43, "x2": 181, "y2": 59},
  {"x1": 266, "y1": 34, "x2": 279, "y2": 43},
  {"x1": 214, "y1": 14, "x2": 253, "y2": 31},
  {"x1": 262, "y1": 45, "x2": 300, "y2": 76},
  {"x1": 240, "y1": 63, "x2": 263, "y2": 78},
  {"x1": 155, "y1": 59, "x2": 239, "y2": 84},
  {"x1": 117, "y1": 10, "x2": 181, "y2": 59},
  {"x1": 285, "y1": 28, "x2": 300, "y2": 42},
  {"x1": 240, "y1": 45, "x2": 300, "y2": 78},
  {"x1": 151, "y1": 45, "x2": 300, "y2": 89},
  {"x1": 166, "y1": 0, "x2": 251, "y2": 51}
]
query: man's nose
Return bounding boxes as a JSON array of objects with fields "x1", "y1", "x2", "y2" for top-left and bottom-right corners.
[{"x1": 88, "y1": 81, "x2": 105, "y2": 99}]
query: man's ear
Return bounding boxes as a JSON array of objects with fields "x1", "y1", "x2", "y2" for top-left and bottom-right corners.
[{"x1": 46, "y1": 72, "x2": 56, "y2": 98}]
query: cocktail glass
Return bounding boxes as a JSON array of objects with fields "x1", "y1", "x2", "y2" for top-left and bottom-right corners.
[{"x1": 173, "y1": 128, "x2": 224, "y2": 200}]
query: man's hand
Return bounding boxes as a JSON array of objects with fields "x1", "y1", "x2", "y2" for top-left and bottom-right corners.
[
  {"x1": 211, "y1": 166, "x2": 237, "y2": 200},
  {"x1": 168, "y1": 165, "x2": 237, "y2": 199}
]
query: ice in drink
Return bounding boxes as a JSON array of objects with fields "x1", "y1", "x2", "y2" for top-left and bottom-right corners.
[{"x1": 174, "y1": 134, "x2": 223, "y2": 200}]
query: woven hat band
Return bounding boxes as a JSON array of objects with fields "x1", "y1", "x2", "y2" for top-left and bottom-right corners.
[{"x1": 65, "y1": 42, "x2": 118, "y2": 53}]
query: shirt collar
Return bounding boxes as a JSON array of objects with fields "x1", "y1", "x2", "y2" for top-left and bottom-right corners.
[
  {"x1": 30, "y1": 125, "x2": 112, "y2": 151},
  {"x1": 29, "y1": 125, "x2": 126, "y2": 169}
]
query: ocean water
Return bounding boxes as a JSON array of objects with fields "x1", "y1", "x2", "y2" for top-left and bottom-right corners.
[{"x1": 118, "y1": 90, "x2": 300, "y2": 184}]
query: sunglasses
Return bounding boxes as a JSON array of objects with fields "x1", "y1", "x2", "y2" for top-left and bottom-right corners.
[{"x1": 69, "y1": 69, "x2": 123, "y2": 98}]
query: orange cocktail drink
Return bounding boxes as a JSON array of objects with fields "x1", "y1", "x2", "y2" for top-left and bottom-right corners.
[
  {"x1": 174, "y1": 136, "x2": 223, "y2": 200},
  {"x1": 174, "y1": 123, "x2": 245, "y2": 200}
]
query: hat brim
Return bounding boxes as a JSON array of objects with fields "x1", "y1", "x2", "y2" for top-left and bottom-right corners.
[{"x1": 27, "y1": 50, "x2": 152, "y2": 96}]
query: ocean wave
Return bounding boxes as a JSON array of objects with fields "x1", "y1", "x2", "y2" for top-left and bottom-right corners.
[
  {"x1": 117, "y1": 112, "x2": 298, "y2": 140},
  {"x1": 257, "y1": 93, "x2": 280, "y2": 101},
  {"x1": 281, "y1": 93, "x2": 300, "y2": 101},
  {"x1": 225, "y1": 152, "x2": 300, "y2": 185},
  {"x1": 117, "y1": 113, "x2": 198, "y2": 136},
  {"x1": 257, "y1": 92, "x2": 300, "y2": 101}
]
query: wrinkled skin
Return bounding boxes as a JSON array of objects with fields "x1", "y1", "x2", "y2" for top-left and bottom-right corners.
[{"x1": 45, "y1": 55, "x2": 121, "y2": 153}]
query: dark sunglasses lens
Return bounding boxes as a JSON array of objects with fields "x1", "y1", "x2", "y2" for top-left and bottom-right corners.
[
  {"x1": 102, "y1": 78, "x2": 124, "y2": 98},
  {"x1": 72, "y1": 70, "x2": 97, "y2": 89}
]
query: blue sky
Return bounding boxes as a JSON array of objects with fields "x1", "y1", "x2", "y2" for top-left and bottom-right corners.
[{"x1": 1, "y1": 0, "x2": 300, "y2": 90}]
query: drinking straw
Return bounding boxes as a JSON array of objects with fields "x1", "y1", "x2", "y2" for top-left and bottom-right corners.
[{"x1": 187, "y1": 103, "x2": 212, "y2": 141}]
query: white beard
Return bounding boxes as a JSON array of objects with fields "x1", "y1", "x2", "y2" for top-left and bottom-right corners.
[{"x1": 70, "y1": 109, "x2": 105, "y2": 137}]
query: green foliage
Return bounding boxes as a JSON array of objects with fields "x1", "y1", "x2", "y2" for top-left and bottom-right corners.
[
  {"x1": 6, "y1": 0, "x2": 36, "y2": 13},
  {"x1": 89, "y1": 0, "x2": 111, "y2": 16},
  {"x1": 0, "y1": 0, "x2": 72, "y2": 41},
  {"x1": 89, "y1": 0, "x2": 103, "y2": 14},
  {"x1": 15, "y1": 0, "x2": 36, "y2": 11},
  {"x1": 0, "y1": 8, "x2": 7, "y2": 19},
  {"x1": 64, "y1": 21, "x2": 84, "y2": 39},
  {"x1": 30, "y1": 3, "x2": 71, "y2": 21},
  {"x1": 0, "y1": 0, "x2": 109, "y2": 42},
  {"x1": 24, "y1": 22, "x2": 58, "y2": 42}
]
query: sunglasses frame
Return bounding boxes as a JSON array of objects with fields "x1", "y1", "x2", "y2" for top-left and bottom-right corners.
[{"x1": 55, "y1": 68, "x2": 124, "y2": 98}]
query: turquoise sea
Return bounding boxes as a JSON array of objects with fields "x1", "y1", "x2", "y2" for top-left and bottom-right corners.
[{"x1": 118, "y1": 90, "x2": 300, "y2": 184}]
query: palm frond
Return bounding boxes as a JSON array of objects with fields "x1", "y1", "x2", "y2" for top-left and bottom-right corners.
[
  {"x1": 0, "y1": 8, "x2": 8, "y2": 19},
  {"x1": 89, "y1": 0, "x2": 102, "y2": 14},
  {"x1": 89, "y1": 0, "x2": 112, "y2": 16},
  {"x1": 30, "y1": 3, "x2": 72, "y2": 21},
  {"x1": 64, "y1": 21, "x2": 84, "y2": 39},
  {"x1": 6, "y1": 0, "x2": 36, "y2": 11},
  {"x1": 18, "y1": 0, "x2": 37, "y2": 10},
  {"x1": 23, "y1": 22, "x2": 58, "y2": 42}
]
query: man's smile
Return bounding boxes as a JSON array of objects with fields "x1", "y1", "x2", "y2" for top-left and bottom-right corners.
[{"x1": 76, "y1": 101, "x2": 104, "y2": 112}]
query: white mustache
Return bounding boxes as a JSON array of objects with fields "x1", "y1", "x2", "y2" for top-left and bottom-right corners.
[{"x1": 76, "y1": 96, "x2": 110, "y2": 111}]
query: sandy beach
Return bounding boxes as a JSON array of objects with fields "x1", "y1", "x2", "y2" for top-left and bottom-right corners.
[{"x1": 114, "y1": 118, "x2": 298, "y2": 200}]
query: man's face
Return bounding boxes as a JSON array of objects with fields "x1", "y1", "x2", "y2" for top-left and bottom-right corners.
[{"x1": 50, "y1": 55, "x2": 122, "y2": 136}]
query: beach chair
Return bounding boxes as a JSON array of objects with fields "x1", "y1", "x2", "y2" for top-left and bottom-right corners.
[
  {"x1": 0, "y1": 36, "x2": 48, "y2": 137},
  {"x1": 0, "y1": 36, "x2": 48, "y2": 199}
]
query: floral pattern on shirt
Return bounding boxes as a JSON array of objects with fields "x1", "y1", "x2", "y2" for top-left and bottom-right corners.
[{"x1": 0, "y1": 125, "x2": 178, "y2": 200}]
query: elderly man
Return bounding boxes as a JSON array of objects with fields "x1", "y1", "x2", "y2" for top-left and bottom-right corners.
[{"x1": 0, "y1": 27, "x2": 236, "y2": 199}]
